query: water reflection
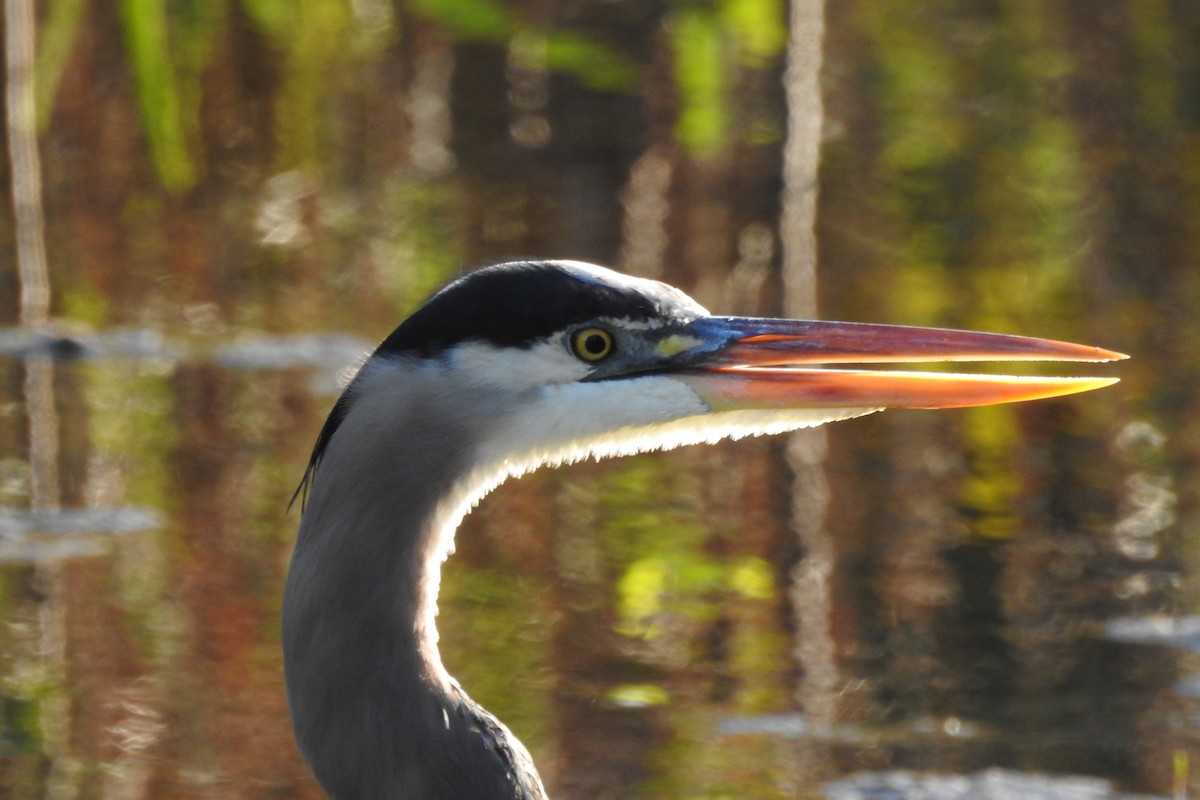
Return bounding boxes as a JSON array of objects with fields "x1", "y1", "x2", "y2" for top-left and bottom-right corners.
[
  {"x1": 824, "y1": 768, "x2": 1160, "y2": 800},
  {"x1": 1, "y1": 1, "x2": 1194, "y2": 798},
  {"x1": 0, "y1": 507, "x2": 160, "y2": 562}
]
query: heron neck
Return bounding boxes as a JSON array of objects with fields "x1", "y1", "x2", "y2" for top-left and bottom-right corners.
[
  {"x1": 280, "y1": 366, "x2": 547, "y2": 799},
  {"x1": 285, "y1": 385, "x2": 481, "y2": 688}
]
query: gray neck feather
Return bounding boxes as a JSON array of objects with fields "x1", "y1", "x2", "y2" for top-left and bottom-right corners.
[{"x1": 282, "y1": 362, "x2": 546, "y2": 800}]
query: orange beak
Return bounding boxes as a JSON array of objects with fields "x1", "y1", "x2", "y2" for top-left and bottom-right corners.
[{"x1": 667, "y1": 317, "x2": 1126, "y2": 411}]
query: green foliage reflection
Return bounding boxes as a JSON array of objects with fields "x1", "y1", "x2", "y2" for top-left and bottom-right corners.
[
  {"x1": 411, "y1": 0, "x2": 513, "y2": 39},
  {"x1": 118, "y1": 0, "x2": 220, "y2": 191},
  {"x1": 854, "y1": 2, "x2": 1091, "y2": 332},
  {"x1": 34, "y1": 0, "x2": 86, "y2": 130}
]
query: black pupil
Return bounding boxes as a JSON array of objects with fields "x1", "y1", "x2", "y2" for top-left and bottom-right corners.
[{"x1": 583, "y1": 333, "x2": 607, "y2": 355}]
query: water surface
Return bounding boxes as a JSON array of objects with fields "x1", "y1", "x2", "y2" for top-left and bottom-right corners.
[{"x1": 0, "y1": 2, "x2": 1195, "y2": 798}]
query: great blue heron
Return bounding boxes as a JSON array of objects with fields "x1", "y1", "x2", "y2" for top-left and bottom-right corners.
[{"x1": 282, "y1": 260, "x2": 1123, "y2": 799}]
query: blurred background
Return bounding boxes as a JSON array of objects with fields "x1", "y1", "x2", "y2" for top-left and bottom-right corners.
[{"x1": 0, "y1": 0, "x2": 1196, "y2": 798}]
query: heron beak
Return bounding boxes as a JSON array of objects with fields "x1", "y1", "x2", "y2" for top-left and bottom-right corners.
[{"x1": 669, "y1": 317, "x2": 1127, "y2": 411}]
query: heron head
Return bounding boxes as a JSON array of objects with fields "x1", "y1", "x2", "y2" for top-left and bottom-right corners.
[{"x1": 298, "y1": 259, "x2": 1124, "y2": 498}]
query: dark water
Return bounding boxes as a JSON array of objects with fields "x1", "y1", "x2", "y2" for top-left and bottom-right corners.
[{"x1": 0, "y1": 2, "x2": 1196, "y2": 798}]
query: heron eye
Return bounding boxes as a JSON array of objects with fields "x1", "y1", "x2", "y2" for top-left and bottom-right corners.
[{"x1": 571, "y1": 327, "x2": 615, "y2": 362}]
